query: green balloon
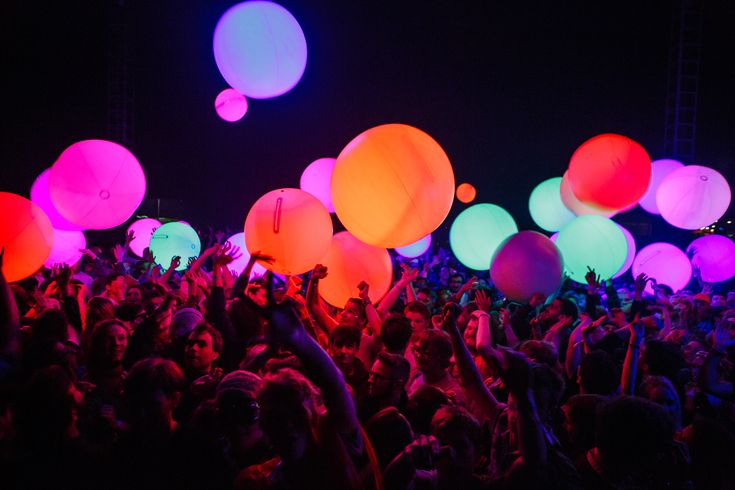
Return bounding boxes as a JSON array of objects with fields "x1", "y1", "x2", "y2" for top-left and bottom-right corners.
[
  {"x1": 555, "y1": 215, "x2": 627, "y2": 283},
  {"x1": 450, "y1": 203, "x2": 518, "y2": 270},
  {"x1": 149, "y1": 222, "x2": 201, "y2": 271},
  {"x1": 529, "y1": 177, "x2": 575, "y2": 232}
]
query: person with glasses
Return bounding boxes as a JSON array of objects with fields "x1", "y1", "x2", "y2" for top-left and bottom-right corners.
[{"x1": 406, "y1": 329, "x2": 466, "y2": 407}]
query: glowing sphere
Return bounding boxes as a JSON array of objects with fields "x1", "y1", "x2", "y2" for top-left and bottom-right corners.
[
  {"x1": 638, "y1": 159, "x2": 684, "y2": 215},
  {"x1": 395, "y1": 234, "x2": 432, "y2": 258},
  {"x1": 332, "y1": 124, "x2": 455, "y2": 248},
  {"x1": 529, "y1": 177, "x2": 576, "y2": 232},
  {"x1": 319, "y1": 232, "x2": 393, "y2": 308},
  {"x1": 456, "y1": 183, "x2": 477, "y2": 203},
  {"x1": 214, "y1": 88, "x2": 248, "y2": 122},
  {"x1": 225, "y1": 232, "x2": 268, "y2": 278},
  {"x1": 30, "y1": 169, "x2": 85, "y2": 231},
  {"x1": 213, "y1": 1, "x2": 307, "y2": 99},
  {"x1": 568, "y1": 133, "x2": 652, "y2": 209},
  {"x1": 49, "y1": 140, "x2": 146, "y2": 230},
  {"x1": 612, "y1": 224, "x2": 636, "y2": 279},
  {"x1": 687, "y1": 235, "x2": 735, "y2": 283},
  {"x1": 555, "y1": 215, "x2": 627, "y2": 283},
  {"x1": 450, "y1": 204, "x2": 518, "y2": 270},
  {"x1": 45, "y1": 229, "x2": 85, "y2": 267},
  {"x1": 300, "y1": 158, "x2": 336, "y2": 213},
  {"x1": 127, "y1": 218, "x2": 162, "y2": 258},
  {"x1": 149, "y1": 222, "x2": 201, "y2": 272},
  {"x1": 490, "y1": 231, "x2": 564, "y2": 303},
  {"x1": 560, "y1": 172, "x2": 616, "y2": 217},
  {"x1": 244, "y1": 188, "x2": 332, "y2": 275},
  {"x1": 0, "y1": 192, "x2": 53, "y2": 282},
  {"x1": 632, "y1": 243, "x2": 692, "y2": 294},
  {"x1": 656, "y1": 165, "x2": 731, "y2": 230}
]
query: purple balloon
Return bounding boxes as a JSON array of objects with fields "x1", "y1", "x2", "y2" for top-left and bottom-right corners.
[
  {"x1": 632, "y1": 242, "x2": 692, "y2": 294},
  {"x1": 30, "y1": 169, "x2": 85, "y2": 231},
  {"x1": 300, "y1": 158, "x2": 337, "y2": 213},
  {"x1": 127, "y1": 218, "x2": 162, "y2": 258},
  {"x1": 687, "y1": 235, "x2": 735, "y2": 283},
  {"x1": 639, "y1": 159, "x2": 684, "y2": 215},
  {"x1": 613, "y1": 224, "x2": 636, "y2": 278},
  {"x1": 45, "y1": 229, "x2": 86, "y2": 267}
]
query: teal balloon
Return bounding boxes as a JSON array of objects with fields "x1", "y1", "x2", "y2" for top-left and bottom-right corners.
[
  {"x1": 556, "y1": 215, "x2": 627, "y2": 283},
  {"x1": 149, "y1": 222, "x2": 201, "y2": 271},
  {"x1": 450, "y1": 203, "x2": 518, "y2": 270},
  {"x1": 529, "y1": 177, "x2": 575, "y2": 232}
]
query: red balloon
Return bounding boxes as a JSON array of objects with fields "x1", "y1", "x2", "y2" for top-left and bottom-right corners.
[
  {"x1": 0, "y1": 192, "x2": 54, "y2": 282},
  {"x1": 568, "y1": 134, "x2": 651, "y2": 210}
]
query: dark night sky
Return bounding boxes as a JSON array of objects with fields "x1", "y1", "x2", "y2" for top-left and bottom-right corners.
[{"x1": 2, "y1": 0, "x2": 734, "y2": 246}]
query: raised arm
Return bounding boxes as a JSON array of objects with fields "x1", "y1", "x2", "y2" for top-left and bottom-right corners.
[
  {"x1": 621, "y1": 316, "x2": 644, "y2": 395},
  {"x1": 376, "y1": 264, "x2": 417, "y2": 318},
  {"x1": 305, "y1": 264, "x2": 338, "y2": 334}
]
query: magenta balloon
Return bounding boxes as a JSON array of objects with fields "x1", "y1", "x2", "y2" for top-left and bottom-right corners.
[
  {"x1": 656, "y1": 165, "x2": 731, "y2": 230},
  {"x1": 687, "y1": 235, "x2": 735, "y2": 283},
  {"x1": 395, "y1": 234, "x2": 432, "y2": 258},
  {"x1": 49, "y1": 140, "x2": 146, "y2": 230},
  {"x1": 214, "y1": 88, "x2": 248, "y2": 122},
  {"x1": 127, "y1": 218, "x2": 162, "y2": 258},
  {"x1": 632, "y1": 242, "x2": 692, "y2": 294},
  {"x1": 490, "y1": 231, "x2": 564, "y2": 303},
  {"x1": 30, "y1": 169, "x2": 85, "y2": 231},
  {"x1": 225, "y1": 232, "x2": 268, "y2": 278},
  {"x1": 639, "y1": 159, "x2": 684, "y2": 215},
  {"x1": 612, "y1": 224, "x2": 636, "y2": 279},
  {"x1": 45, "y1": 229, "x2": 85, "y2": 267},
  {"x1": 300, "y1": 158, "x2": 337, "y2": 213}
]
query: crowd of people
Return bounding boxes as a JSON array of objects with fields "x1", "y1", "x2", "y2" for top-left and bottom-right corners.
[{"x1": 1, "y1": 226, "x2": 735, "y2": 489}]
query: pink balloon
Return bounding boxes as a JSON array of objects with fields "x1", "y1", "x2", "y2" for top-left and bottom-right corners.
[
  {"x1": 632, "y1": 242, "x2": 692, "y2": 294},
  {"x1": 45, "y1": 229, "x2": 85, "y2": 267},
  {"x1": 687, "y1": 235, "x2": 735, "y2": 283},
  {"x1": 300, "y1": 158, "x2": 337, "y2": 213},
  {"x1": 638, "y1": 159, "x2": 684, "y2": 215},
  {"x1": 560, "y1": 172, "x2": 617, "y2": 217},
  {"x1": 30, "y1": 169, "x2": 85, "y2": 231},
  {"x1": 225, "y1": 232, "x2": 268, "y2": 278},
  {"x1": 49, "y1": 140, "x2": 146, "y2": 230},
  {"x1": 612, "y1": 224, "x2": 636, "y2": 278},
  {"x1": 656, "y1": 165, "x2": 731, "y2": 230},
  {"x1": 127, "y1": 218, "x2": 162, "y2": 257},
  {"x1": 215, "y1": 88, "x2": 248, "y2": 122}
]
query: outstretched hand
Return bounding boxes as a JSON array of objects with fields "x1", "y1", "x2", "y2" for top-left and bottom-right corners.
[
  {"x1": 440, "y1": 302, "x2": 461, "y2": 331},
  {"x1": 585, "y1": 267, "x2": 601, "y2": 291},
  {"x1": 311, "y1": 264, "x2": 328, "y2": 280},
  {"x1": 261, "y1": 273, "x2": 307, "y2": 346},
  {"x1": 474, "y1": 288, "x2": 492, "y2": 312}
]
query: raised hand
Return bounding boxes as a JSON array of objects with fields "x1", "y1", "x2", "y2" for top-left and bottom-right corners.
[
  {"x1": 357, "y1": 281, "x2": 370, "y2": 302},
  {"x1": 628, "y1": 314, "x2": 645, "y2": 345},
  {"x1": 399, "y1": 263, "x2": 419, "y2": 285},
  {"x1": 168, "y1": 256, "x2": 181, "y2": 271},
  {"x1": 585, "y1": 266, "x2": 601, "y2": 291},
  {"x1": 474, "y1": 288, "x2": 492, "y2": 312},
  {"x1": 440, "y1": 302, "x2": 461, "y2": 331},
  {"x1": 311, "y1": 264, "x2": 328, "y2": 280}
]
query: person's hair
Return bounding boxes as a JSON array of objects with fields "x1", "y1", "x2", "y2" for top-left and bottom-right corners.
[
  {"x1": 380, "y1": 314, "x2": 412, "y2": 352},
  {"x1": 375, "y1": 351, "x2": 411, "y2": 384},
  {"x1": 415, "y1": 329, "x2": 453, "y2": 364},
  {"x1": 431, "y1": 404, "x2": 480, "y2": 446},
  {"x1": 25, "y1": 309, "x2": 71, "y2": 374},
  {"x1": 579, "y1": 350, "x2": 620, "y2": 396},
  {"x1": 642, "y1": 339, "x2": 685, "y2": 382},
  {"x1": 228, "y1": 297, "x2": 266, "y2": 342},
  {"x1": 344, "y1": 297, "x2": 367, "y2": 322},
  {"x1": 85, "y1": 296, "x2": 116, "y2": 333},
  {"x1": 530, "y1": 362, "x2": 565, "y2": 423},
  {"x1": 188, "y1": 321, "x2": 224, "y2": 355},
  {"x1": 330, "y1": 325, "x2": 362, "y2": 348},
  {"x1": 115, "y1": 301, "x2": 144, "y2": 322},
  {"x1": 104, "y1": 272, "x2": 123, "y2": 287},
  {"x1": 124, "y1": 358, "x2": 185, "y2": 413},
  {"x1": 258, "y1": 368, "x2": 319, "y2": 430},
  {"x1": 364, "y1": 407, "x2": 414, "y2": 470},
  {"x1": 656, "y1": 284, "x2": 674, "y2": 296},
  {"x1": 417, "y1": 287, "x2": 436, "y2": 301},
  {"x1": 558, "y1": 298, "x2": 579, "y2": 322},
  {"x1": 405, "y1": 301, "x2": 431, "y2": 321},
  {"x1": 518, "y1": 340, "x2": 559, "y2": 369},
  {"x1": 562, "y1": 394, "x2": 605, "y2": 457},
  {"x1": 125, "y1": 284, "x2": 142, "y2": 296},
  {"x1": 406, "y1": 385, "x2": 451, "y2": 435},
  {"x1": 87, "y1": 319, "x2": 129, "y2": 377}
]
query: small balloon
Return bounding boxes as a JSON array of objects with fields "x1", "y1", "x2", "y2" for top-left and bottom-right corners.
[
  {"x1": 456, "y1": 183, "x2": 477, "y2": 203},
  {"x1": 214, "y1": 88, "x2": 248, "y2": 122},
  {"x1": 149, "y1": 222, "x2": 201, "y2": 272}
]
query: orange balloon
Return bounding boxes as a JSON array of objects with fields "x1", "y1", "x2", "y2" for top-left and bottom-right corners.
[
  {"x1": 560, "y1": 172, "x2": 616, "y2": 217},
  {"x1": 331, "y1": 124, "x2": 455, "y2": 248},
  {"x1": 568, "y1": 133, "x2": 651, "y2": 209},
  {"x1": 319, "y1": 232, "x2": 393, "y2": 307},
  {"x1": 456, "y1": 183, "x2": 477, "y2": 203},
  {"x1": 0, "y1": 192, "x2": 54, "y2": 282},
  {"x1": 244, "y1": 188, "x2": 332, "y2": 275}
]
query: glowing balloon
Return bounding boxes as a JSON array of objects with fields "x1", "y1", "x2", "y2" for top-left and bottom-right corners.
[
  {"x1": 656, "y1": 165, "x2": 731, "y2": 230},
  {"x1": 214, "y1": 88, "x2": 248, "y2": 122},
  {"x1": 0, "y1": 192, "x2": 53, "y2": 282},
  {"x1": 30, "y1": 169, "x2": 85, "y2": 231},
  {"x1": 568, "y1": 133, "x2": 652, "y2": 209},
  {"x1": 149, "y1": 222, "x2": 201, "y2": 272},
  {"x1": 456, "y1": 183, "x2": 477, "y2": 203},
  {"x1": 49, "y1": 140, "x2": 146, "y2": 230},
  {"x1": 555, "y1": 216, "x2": 627, "y2": 283},
  {"x1": 529, "y1": 177, "x2": 576, "y2": 232},
  {"x1": 395, "y1": 234, "x2": 432, "y2": 258},
  {"x1": 632, "y1": 243, "x2": 692, "y2": 294},
  {"x1": 450, "y1": 204, "x2": 518, "y2": 270},
  {"x1": 225, "y1": 232, "x2": 268, "y2": 278},
  {"x1": 319, "y1": 232, "x2": 393, "y2": 307},
  {"x1": 45, "y1": 229, "x2": 85, "y2": 267},
  {"x1": 300, "y1": 158, "x2": 336, "y2": 213},
  {"x1": 245, "y1": 188, "x2": 332, "y2": 275},
  {"x1": 638, "y1": 159, "x2": 684, "y2": 215},
  {"x1": 687, "y1": 235, "x2": 735, "y2": 283},
  {"x1": 127, "y1": 218, "x2": 162, "y2": 258},
  {"x1": 560, "y1": 172, "x2": 616, "y2": 217},
  {"x1": 490, "y1": 231, "x2": 563, "y2": 303},
  {"x1": 612, "y1": 224, "x2": 636, "y2": 279},
  {"x1": 332, "y1": 124, "x2": 455, "y2": 248},
  {"x1": 213, "y1": 1, "x2": 307, "y2": 99},
  {"x1": 550, "y1": 232, "x2": 558, "y2": 242}
]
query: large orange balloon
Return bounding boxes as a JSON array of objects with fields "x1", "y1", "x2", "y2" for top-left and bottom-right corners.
[
  {"x1": 244, "y1": 188, "x2": 332, "y2": 275},
  {"x1": 319, "y1": 232, "x2": 393, "y2": 307},
  {"x1": 560, "y1": 171, "x2": 616, "y2": 217},
  {"x1": 568, "y1": 134, "x2": 651, "y2": 210},
  {"x1": 456, "y1": 183, "x2": 477, "y2": 203},
  {"x1": 0, "y1": 192, "x2": 54, "y2": 282},
  {"x1": 331, "y1": 124, "x2": 455, "y2": 248}
]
